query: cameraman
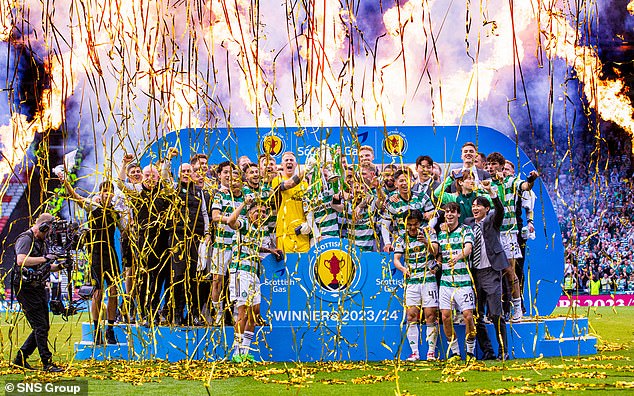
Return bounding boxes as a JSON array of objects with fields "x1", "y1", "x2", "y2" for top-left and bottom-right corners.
[{"x1": 12, "y1": 213, "x2": 64, "y2": 372}]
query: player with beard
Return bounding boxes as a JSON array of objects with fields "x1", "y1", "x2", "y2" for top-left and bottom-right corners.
[
  {"x1": 393, "y1": 210, "x2": 440, "y2": 361},
  {"x1": 380, "y1": 164, "x2": 398, "y2": 197},
  {"x1": 243, "y1": 162, "x2": 273, "y2": 205},
  {"x1": 60, "y1": 176, "x2": 124, "y2": 344},
  {"x1": 242, "y1": 161, "x2": 280, "y2": 260}
]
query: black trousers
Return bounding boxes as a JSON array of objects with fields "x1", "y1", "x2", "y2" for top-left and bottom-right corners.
[
  {"x1": 171, "y1": 234, "x2": 209, "y2": 324},
  {"x1": 15, "y1": 285, "x2": 53, "y2": 364},
  {"x1": 137, "y1": 232, "x2": 171, "y2": 321},
  {"x1": 473, "y1": 267, "x2": 508, "y2": 357}
]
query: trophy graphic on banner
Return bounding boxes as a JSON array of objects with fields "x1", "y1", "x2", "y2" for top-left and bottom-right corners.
[{"x1": 324, "y1": 252, "x2": 346, "y2": 289}]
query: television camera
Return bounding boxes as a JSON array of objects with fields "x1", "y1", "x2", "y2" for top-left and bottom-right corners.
[{"x1": 44, "y1": 219, "x2": 93, "y2": 319}]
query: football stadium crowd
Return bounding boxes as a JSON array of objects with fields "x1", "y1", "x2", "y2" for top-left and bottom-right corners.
[
  {"x1": 558, "y1": 166, "x2": 634, "y2": 295},
  {"x1": 527, "y1": 126, "x2": 634, "y2": 296}
]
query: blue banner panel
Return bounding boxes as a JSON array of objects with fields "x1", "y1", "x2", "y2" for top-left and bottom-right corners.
[{"x1": 142, "y1": 125, "x2": 563, "y2": 318}]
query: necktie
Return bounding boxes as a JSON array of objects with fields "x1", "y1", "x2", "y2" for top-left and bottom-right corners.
[{"x1": 472, "y1": 222, "x2": 482, "y2": 269}]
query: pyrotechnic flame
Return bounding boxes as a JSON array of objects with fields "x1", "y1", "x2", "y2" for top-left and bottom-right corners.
[
  {"x1": 1, "y1": 0, "x2": 633, "y2": 181},
  {"x1": 0, "y1": 113, "x2": 47, "y2": 181},
  {"x1": 206, "y1": 0, "x2": 274, "y2": 124},
  {"x1": 292, "y1": 0, "x2": 348, "y2": 125},
  {"x1": 44, "y1": 54, "x2": 78, "y2": 130},
  {"x1": 541, "y1": 5, "x2": 634, "y2": 153},
  {"x1": 628, "y1": 1, "x2": 634, "y2": 16},
  {"x1": 154, "y1": 70, "x2": 202, "y2": 131},
  {"x1": 0, "y1": 52, "x2": 77, "y2": 183},
  {"x1": 378, "y1": 1, "x2": 533, "y2": 124}
]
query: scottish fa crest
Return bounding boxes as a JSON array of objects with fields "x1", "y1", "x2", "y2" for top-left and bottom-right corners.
[
  {"x1": 306, "y1": 239, "x2": 364, "y2": 302},
  {"x1": 315, "y1": 250, "x2": 355, "y2": 291},
  {"x1": 262, "y1": 132, "x2": 285, "y2": 157},
  {"x1": 383, "y1": 130, "x2": 408, "y2": 156}
]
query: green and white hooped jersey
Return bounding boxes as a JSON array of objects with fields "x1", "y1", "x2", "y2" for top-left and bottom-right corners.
[
  {"x1": 381, "y1": 190, "x2": 434, "y2": 242},
  {"x1": 394, "y1": 231, "x2": 438, "y2": 284},
  {"x1": 494, "y1": 176, "x2": 524, "y2": 234},
  {"x1": 231, "y1": 218, "x2": 270, "y2": 273},
  {"x1": 263, "y1": 181, "x2": 280, "y2": 233},
  {"x1": 211, "y1": 187, "x2": 247, "y2": 249},
  {"x1": 243, "y1": 184, "x2": 273, "y2": 203},
  {"x1": 438, "y1": 224, "x2": 474, "y2": 288},
  {"x1": 304, "y1": 184, "x2": 340, "y2": 237},
  {"x1": 244, "y1": 183, "x2": 276, "y2": 233},
  {"x1": 344, "y1": 195, "x2": 379, "y2": 252}
]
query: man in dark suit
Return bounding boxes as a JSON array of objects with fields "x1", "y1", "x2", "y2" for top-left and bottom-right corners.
[
  {"x1": 412, "y1": 155, "x2": 440, "y2": 204},
  {"x1": 464, "y1": 180, "x2": 509, "y2": 360},
  {"x1": 449, "y1": 142, "x2": 491, "y2": 193}
]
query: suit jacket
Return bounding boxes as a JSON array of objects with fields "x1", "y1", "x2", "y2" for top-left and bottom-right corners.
[
  {"x1": 464, "y1": 195, "x2": 509, "y2": 271},
  {"x1": 412, "y1": 179, "x2": 440, "y2": 204}
]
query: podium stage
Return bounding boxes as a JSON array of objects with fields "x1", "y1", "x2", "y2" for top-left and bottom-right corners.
[{"x1": 74, "y1": 316, "x2": 596, "y2": 362}]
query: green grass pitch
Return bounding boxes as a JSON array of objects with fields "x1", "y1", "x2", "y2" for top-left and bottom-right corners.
[{"x1": 1, "y1": 306, "x2": 633, "y2": 395}]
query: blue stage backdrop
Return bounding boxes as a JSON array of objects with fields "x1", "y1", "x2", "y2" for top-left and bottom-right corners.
[{"x1": 130, "y1": 126, "x2": 565, "y2": 361}]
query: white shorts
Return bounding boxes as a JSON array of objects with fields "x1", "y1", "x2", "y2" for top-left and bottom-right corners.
[
  {"x1": 404, "y1": 281, "x2": 439, "y2": 308},
  {"x1": 229, "y1": 270, "x2": 261, "y2": 307},
  {"x1": 439, "y1": 286, "x2": 476, "y2": 312},
  {"x1": 210, "y1": 247, "x2": 232, "y2": 275},
  {"x1": 500, "y1": 232, "x2": 523, "y2": 259}
]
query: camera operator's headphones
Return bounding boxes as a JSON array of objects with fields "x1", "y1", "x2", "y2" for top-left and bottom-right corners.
[{"x1": 38, "y1": 221, "x2": 52, "y2": 233}]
